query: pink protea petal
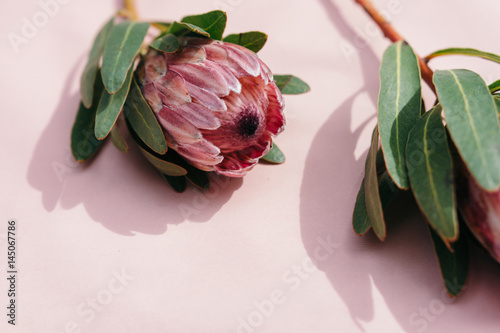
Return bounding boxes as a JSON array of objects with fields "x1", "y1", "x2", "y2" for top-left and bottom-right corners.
[
  {"x1": 203, "y1": 43, "x2": 231, "y2": 67},
  {"x1": 213, "y1": 152, "x2": 258, "y2": 177},
  {"x1": 265, "y1": 82, "x2": 285, "y2": 135},
  {"x1": 240, "y1": 136, "x2": 272, "y2": 160},
  {"x1": 204, "y1": 60, "x2": 242, "y2": 94},
  {"x1": 204, "y1": 43, "x2": 251, "y2": 79},
  {"x1": 157, "y1": 107, "x2": 202, "y2": 144},
  {"x1": 142, "y1": 83, "x2": 162, "y2": 112},
  {"x1": 155, "y1": 71, "x2": 191, "y2": 107},
  {"x1": 143, "y1": 54, "x2": 167, "y2": 84},
  {"x1": 176, "y1": 140, "x2": 223, "y2": 169},
  {"x1": 225, "y1": 44, "x2": 261, "y2": 77},
  {"x1": 258, "y1": 61, "x2": 273, "y2": 85},
  {"x1": 167, "y1": 45, "x2": 206, "y2": 64},
  {"x1": 185, "y1": 82, "x2": 227, "y2": 111},
  {"x1": 170, "y1": 63, "x2": 230, "y2": 97},
  {"x1": 175, "y1": 102, "x2": 221, "y2": 130}
]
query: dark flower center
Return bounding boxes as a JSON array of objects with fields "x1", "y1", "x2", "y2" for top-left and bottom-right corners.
[{"x1": 237, "y1": 111, "x2": 260, "y2": 138}]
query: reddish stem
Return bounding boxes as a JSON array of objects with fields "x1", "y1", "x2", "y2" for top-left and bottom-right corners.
[
  {"x1": 354, "y1": 0, "x2": 436, "y2": 94},
  {"x1": 123, "y1": 0, "x2": 138, "y2": 20}
]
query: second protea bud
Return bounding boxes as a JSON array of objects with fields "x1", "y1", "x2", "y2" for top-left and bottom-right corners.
[
  {"x1": 136, "y1": 37, "x2": 285, "y2": 177},
  {"x1": 458, "y1": 167, "x2": 500, "y2": 263}
]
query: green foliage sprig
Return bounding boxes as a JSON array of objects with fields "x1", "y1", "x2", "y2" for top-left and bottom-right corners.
[
  {"x1": 71, "y1": 1, "x2": 310, "y2": 192},
  {"x1": 352, "y1": 0, "x2": 500, "y2": 296}
]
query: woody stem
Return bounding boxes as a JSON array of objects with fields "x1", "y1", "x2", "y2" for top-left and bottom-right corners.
[{"x1": 354, "y1": 0, "x2": 436, "y2": 94}]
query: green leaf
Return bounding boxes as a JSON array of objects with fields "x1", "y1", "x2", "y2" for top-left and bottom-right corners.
[
  {"x1": 169, "y1": 21, "x2": 210, "y2": 38},
  {"x1": 163, "y1": 175, "x2": 187, "y2": 193},
  {"x1": 494, "y1": 95, "x2": 500, "y2": 118},
  {"x1": 274, "y1": 75, "x2": 310, "y2": 95},
  {"x1": 110, "y1": 124, "x2": 128, "y2": 153},
  {"x1": 223, "y1": 31, "x2": 268, "y2": 53},
  {"x1": 185, "y1": 167, "x2": 210, "y2": 190},
  {"x1": 139, "y1": 147, "x2": 187, "y2": 176},
  {"x1": 353, "y1": 173, "x2": 398, "y2": 236},
  {"x1": 426, "y1": 47, "x2": 500, "y2": 65},
  {"x1": 420, "y1": 98, "x2": 426, "y2": 116},
  {"x1": 80, "y1": 17, "x2": 114, "y2": 108},
  {"x1": 434, "y1": 69, "x2": 500, "y2": 191},
  {"x1": 429, "y1": 226, "x2": 469, "y2": 297},
  {"x1": 364, "y1": 126, "x2": 386, "y2": 241},
  {"x1": 150, "y1": 34, "x2": 179, "y2": 53},
  {"x1": 127, "y1": 120, "x2": 187, "y2": 177},
  {"x1": 102, "y1": 21, "x2": 150, "y2": 94},
  {"x1": 406, "y1": 106, "x2": 458, "y2": 245},
  {"x1": 180, "y1": 10, "x2": 227, "y2": 40},
  {"x1": 124, "y1": 77, "x2": 168, "y2": 155},
  {"x1": 489, "y1": 79, "x2": 500, "y2": 94},
  {"x1": 378, "y1": 41, "x2": 422, "y2": 190},
  {"x1": 95, "y1": 66, "x2": 134, "y2": 140},
  {"x1": 261, "y1": 143, "x2": 285, "y2": 164},
  {"x1": 159, "y1": 150, "x2": 210, "y2": 190},
  {"x1": 71, "y1": 73, "x2": 105, "y2": 162}
]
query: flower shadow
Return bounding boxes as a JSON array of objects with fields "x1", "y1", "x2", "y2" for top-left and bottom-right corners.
[{"x1": 27, "y1": 58, "x2": 242, "y2": 236}]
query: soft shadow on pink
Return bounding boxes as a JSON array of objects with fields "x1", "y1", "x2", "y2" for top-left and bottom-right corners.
[
  {"x1": 27, "y1": 58, "x2": 242, "y2": 236},
  {"x1": 299, "y1": 0, "x2": 500, "y2": 332}
]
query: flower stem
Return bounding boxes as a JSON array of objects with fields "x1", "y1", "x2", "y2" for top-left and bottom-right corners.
[
  {"x1": 354, "y1": 0, "x2": 436, "y2": 94},
  {"x1": 123, "y1": 0, "x2": 139, "y2": 21}
]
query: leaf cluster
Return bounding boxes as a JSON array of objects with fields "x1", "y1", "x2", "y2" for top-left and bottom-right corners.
[
  {"x1": 353, "y1": 42, "x2": 500, "y2": 296},
  {"x1": 72, "y1": 11, "x2": 309, "y2": 192}
]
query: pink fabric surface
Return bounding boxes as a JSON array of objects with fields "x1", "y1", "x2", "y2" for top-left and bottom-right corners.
[{"x1": 2, "y1": 0, "x2": 500, "y2": 332}]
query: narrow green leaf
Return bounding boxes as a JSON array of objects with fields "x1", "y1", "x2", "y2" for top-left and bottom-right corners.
[
  {"x1": 429, "y1": 226, "x2": 469, "y2": 297},
  {"x1": 80, "y1": 17, "x2": 114, "y2": 108},
  {"x1": 494, "y1": 95, "x2": 500, "y2": 118},
  {"x1": 181, "y1": 11, "x2": 227, "y2": 40},
  {"x1": 185, "y1": 167, "x2": 210, "y2": 190},
  {"x1": 160, "y1": 150, "x2": 210, "y2": 190},
  {"x1": 353, "y1": 171, "x2": 398, "y2": 235},
  {"x1": 124, "y1": 77, "x2": 168, "y2": 155},
  {"x1": 426, "y1": 47, "x2": 500, "y2": 65},
  {"x1": 375, "y1": 148, "x2": 386, "y2": 177},
  {"x1": 139, "y1": 147, "x2": 187, "y2": 176},
  {"x1": 364, "y1": 126, "x2": 386, "y2": 241},
  {"x1": 169, "y1": 21, "x2": 210, "y2": 38},
  {"x1": 274, "y1": 75, "x2": 310, "y2": 95},
  {"x1": 223, "y1": 31, "x2": 268, "y2": 53},
  {"x1": 110, "y1": 124, "x2": 128, "y2": 153},
  {"x1": 127, "y1": 121, "x2": 187, "y2": 176},
  {"x1": 150, "y1": 34, "x2": 179, "y2": 53},
  {"x1": 163, "y1": 175, "x2": 187, "y2": 193},
  {"x1": 353, "y1": 179, "x2": 371, "y2": 235},
  {"x1": 102, "y1": 21, "x2": 150, "y2": 93},
  {"x1": 378, "y1": 41, "x2": 422, "y2": 190},
  {"x1": 434, "y1": 69, "x2": 500, "y2": 191},
  {"x1": 71, "y1": 73, "x2": 105, "y2": 162},
  {"x1": 261, "y1": 143, "x2": 285, "y2": 164},
  {"x1": 95, "y1": 67, "x2": 134, "y2": 139},
  {"x1": 407, "y1": 106, "x2": 458, "y2": 245},
  {"x1": 489, "y1": 80, "x2": 500, "y2": 94},
  {"x1": 420, "y1": 98, "x2": 426, "y2": 116}
]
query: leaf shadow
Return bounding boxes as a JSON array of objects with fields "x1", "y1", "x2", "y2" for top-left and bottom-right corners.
[{"x1": 26, "y1": 57, "x2": 242, "y2": 236}]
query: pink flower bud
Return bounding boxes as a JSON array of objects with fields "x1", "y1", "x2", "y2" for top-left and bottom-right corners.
[
  {"x1": 458, "y1": 168, "x2": 500, "y2": 263},
  {"x1": 137, "y1": 37, "x2": 285, "y2": 177}
]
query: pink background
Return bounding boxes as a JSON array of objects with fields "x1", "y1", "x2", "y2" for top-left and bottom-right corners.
[{"x1": 2, "y1": 0, "x2": 500, "y2": 332}]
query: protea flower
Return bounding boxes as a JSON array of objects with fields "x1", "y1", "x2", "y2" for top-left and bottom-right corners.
[
  {"x1": 458, "y1": 167, "x2": 500, "y2": 263},
  {"x1": 136, "y1": 37, "x2": 285, "y2": 177}
]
